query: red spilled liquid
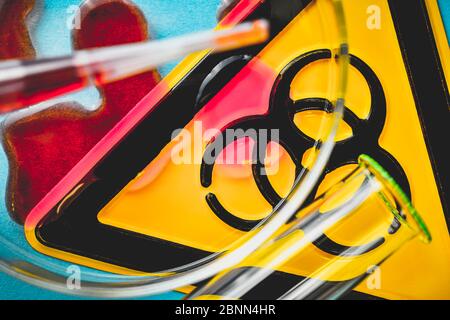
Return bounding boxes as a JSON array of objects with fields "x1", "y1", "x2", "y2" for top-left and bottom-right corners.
[
  {"x1": 2, "y1": 0, "x2": 161, "y2": 223},
  {"x1": 0, "y1": 0, "x2": 36, "y2": 59}
]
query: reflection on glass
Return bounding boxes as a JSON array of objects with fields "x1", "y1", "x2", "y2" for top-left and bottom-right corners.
[{"x1": 187, "y1": 155, "x2": 431, "y2": 300}]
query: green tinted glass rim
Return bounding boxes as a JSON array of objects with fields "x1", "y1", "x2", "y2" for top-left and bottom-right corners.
[{"x1": 358, "y1": 154, "x2": 432, "y2": 243}]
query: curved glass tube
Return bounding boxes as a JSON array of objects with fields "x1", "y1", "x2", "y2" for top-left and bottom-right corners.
[
  {"x1": 0, "y1": 0, "x2": 348, "y2": 298},
  {"x1": 187, "y1": 155, "x2": 432, "y2": 300}
]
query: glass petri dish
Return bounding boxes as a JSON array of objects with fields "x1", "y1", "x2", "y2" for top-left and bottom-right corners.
[{"x1": 0, "y1": 0, "x2": 348, "y2": 297}]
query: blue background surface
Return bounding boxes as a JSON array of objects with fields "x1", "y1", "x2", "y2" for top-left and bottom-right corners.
[
  {"x1": 0, "y1": 0, "x2": 449, "y2": 300},
  {"x1": 439, "y1": 0, "x2": 450, "y2": 42}
]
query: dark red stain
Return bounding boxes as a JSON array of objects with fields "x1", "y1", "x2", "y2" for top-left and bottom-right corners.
[
  {"x1": 1, "y1": 0, "x2": 161, "y2": 223},
  {"x1": 0, "y1": 0, "x2": 36, "y2": 59}
]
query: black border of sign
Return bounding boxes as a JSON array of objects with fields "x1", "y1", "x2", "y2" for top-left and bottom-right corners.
[{"x1": 388, "y1": 0, "x2": 450, "y2": 231}]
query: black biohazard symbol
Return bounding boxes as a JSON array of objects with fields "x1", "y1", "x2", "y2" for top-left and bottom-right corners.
[{"x1": 200, "y1": 49, "x2": 411, "y2": 256}]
